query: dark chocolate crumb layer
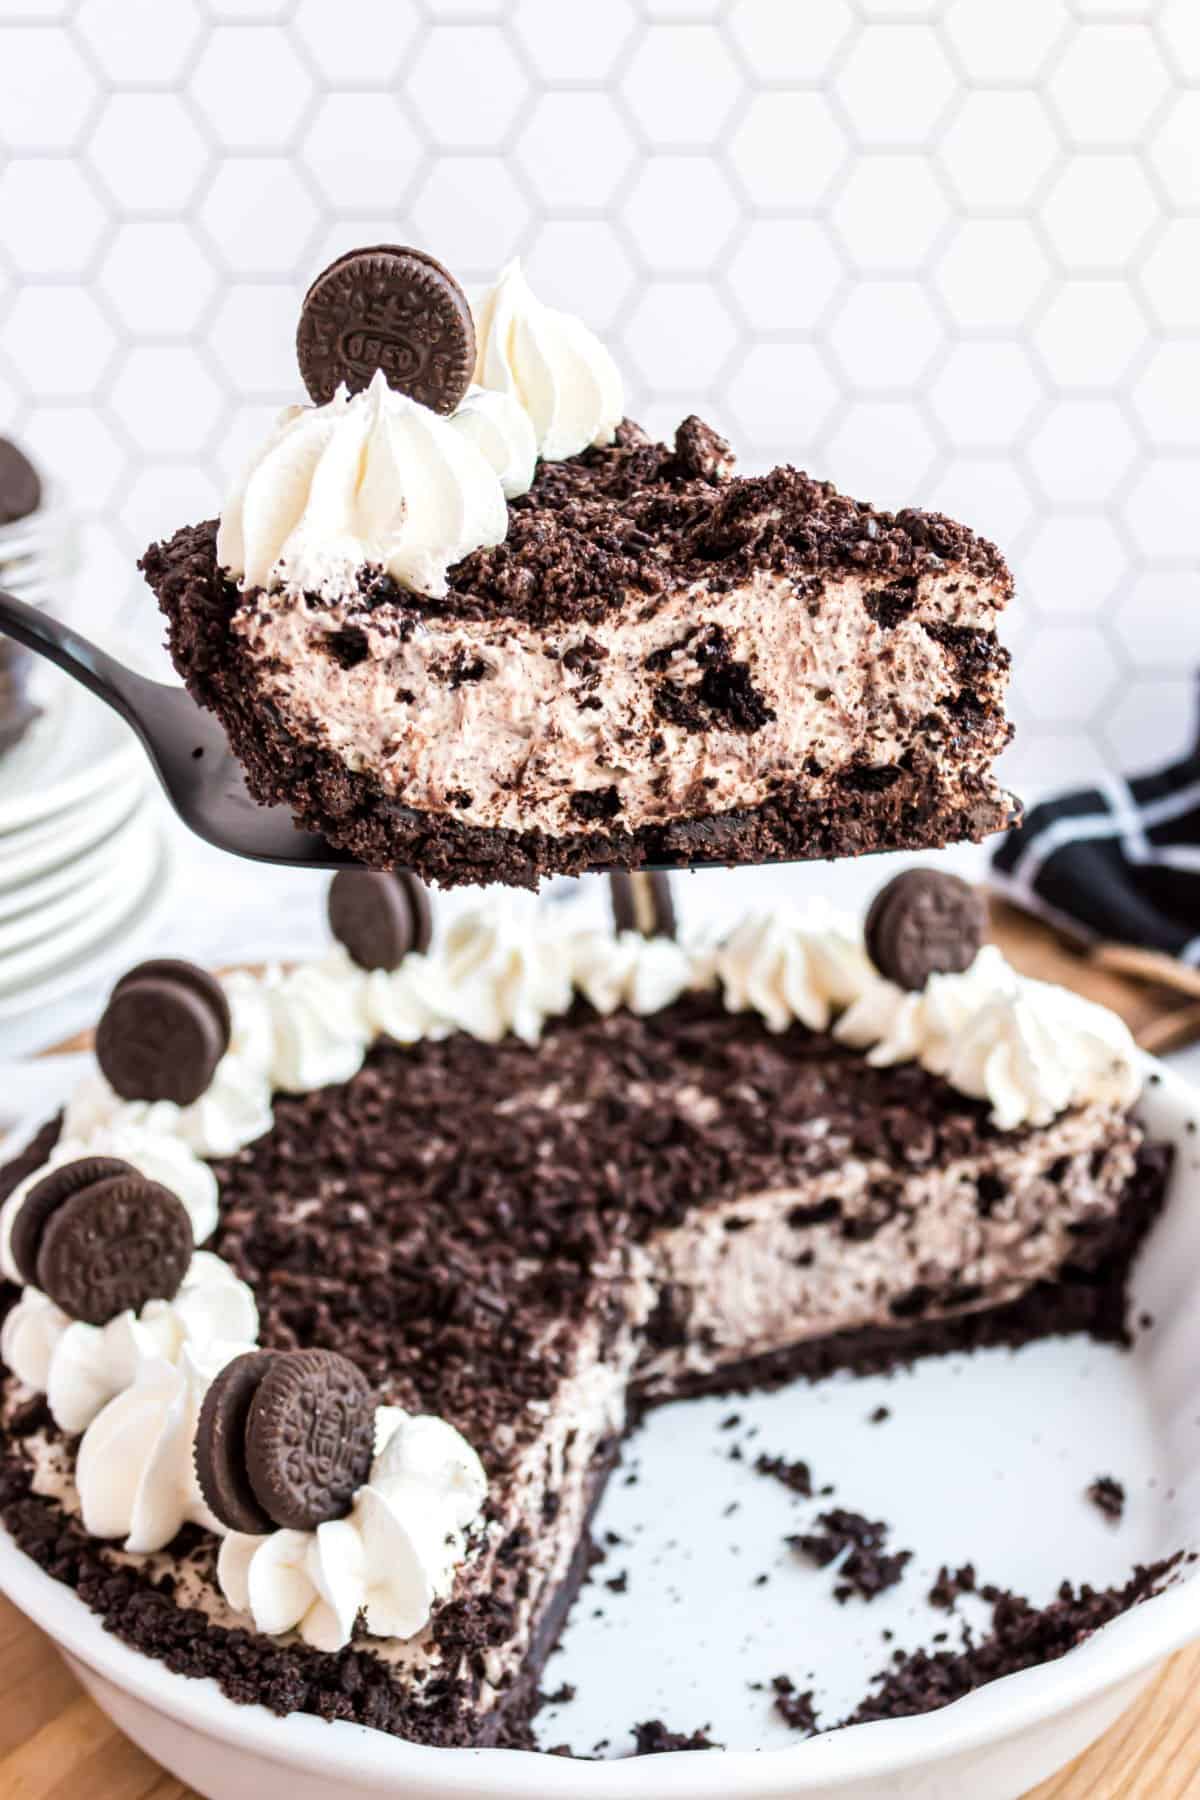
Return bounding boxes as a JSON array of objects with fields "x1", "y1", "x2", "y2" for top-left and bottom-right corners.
[{"x1": 423, "y1": 419, "x2": 1010, "y2": 629}]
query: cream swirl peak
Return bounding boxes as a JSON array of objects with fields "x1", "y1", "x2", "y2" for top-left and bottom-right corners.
[
  {"x1": 216, "y1": 256, "x2": 622, "y2": 602},
  {"x1": 1, "y1": 1250, "x2": 257, "y2": 1435},
  {"x1": 471, "y1": 259, "x2": 623, "y2": 461},
  {"x1": 450, "y1": 382, "x2": 538, "y2": 499},
  {"x1": 216, "y1": 371, "x2": 510, "y2": 601},
  {"x1": 712, "y1": 903, "x2": 874, "y2": 1034},
  {"x1": 75, "y1": 1345, "x2": 240, "y2": 1554},
  {"x1": 836, "y1": 944, "x2": 1141, "y2": 1130}
]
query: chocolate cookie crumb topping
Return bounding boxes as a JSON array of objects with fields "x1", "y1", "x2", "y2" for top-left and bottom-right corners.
[
  {"x1": 754, "y1": 1453, "x2": 814, "y2": 1497},
  {"x1": 246, "y1": 1349, "x2": 376, "y2": 1532},
  {"x1": 96, "y1": 959, "x2": 231, "y2": 1106},
  {"x1": 927, "y1": 1563, "x2": 977, "y2": 1611},
  {"x1": 864, "y1": 869, "x2": 987, "y2": 992},
  {"x1": 35, "y1": 1171, "x2": 193, "y2": 1326},
  {"x1": 631, "y1": 1720, "x2": 720, "y2": 1755},
  {"x1": 297, "y1": 246, "x2": 476, "y2": 415},
  {"x1": 672, "y1": 415, "x2": 735, "y2": 483},
  {"x1": 328, "y1": 868, "x2": 433, "y2": 971}
]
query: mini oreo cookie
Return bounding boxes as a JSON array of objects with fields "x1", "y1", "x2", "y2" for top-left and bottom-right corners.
[
  {"x1": 10, "y1": 1155, "x2": 134, "y2": 1289},
  {"x1": 0, "y1": 437, "x2": 41, "y2": 527},
  {"x1": 96, "y1": 958, "x2": 231, "y2": 1107},
  {"x1": 246, "y1": 1349, "x2": 375, "y2": 1532},
  {"x1": 609, "y1": 872, "x2": 677, "y2": 941},
  {"x1": 195, "y1": 1351, "x2": 278, "y2": 1536},
  {"x1": 35, "y1": 1172, "x2": 193, "y2": 1326},
  {"x1": 297, "y1": 246, "x2": 476, "y2": 415},
  {"x1": 328, "y1": 868, "x2": 432, "y2": 971},
  {"x1": 864, "y1": 869, "x2": 987, "y2": 992}
]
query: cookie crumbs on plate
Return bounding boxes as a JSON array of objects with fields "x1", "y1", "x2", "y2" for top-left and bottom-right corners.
[
  {"x1": 928, "y1": 1563, "x2": 978, "y2": 1611},
  {"x1": 537, "y1": 1682, "x2": 576, "y2": 1708},
  {"x1": 787, "y1": 1508, "x2": 913, "y2": 1604},
  {"x1": 1087, "y1": 1475, "x2": 1126, "y2": 1522},
  {"x1": 754, "y1": 1452, "x2": 814, "y2": 1496},
  {"x1": 771, "y1": 1675, "x2": 819, "y2": 1734},
  {"x1": 630, "y1": 1721, "x2": 721, "y2": 1755}
]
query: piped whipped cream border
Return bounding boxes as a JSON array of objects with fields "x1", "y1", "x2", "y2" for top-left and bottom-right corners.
[{"x1": 2, "y1": 899, "x2": 1142, "y2": 1268}]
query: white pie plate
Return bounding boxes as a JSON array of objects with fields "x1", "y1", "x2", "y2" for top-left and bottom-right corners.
[{"x1": 1, "y1": 1061, "x2": 1199, "y2": 1800}]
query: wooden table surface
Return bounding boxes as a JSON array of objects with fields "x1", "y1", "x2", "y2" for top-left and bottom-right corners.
[{"x1": 4, "y1": 905, "x2": 1200, "y2": 1799}]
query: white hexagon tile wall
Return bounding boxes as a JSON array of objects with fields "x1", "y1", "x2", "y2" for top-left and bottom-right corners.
[{"x1": 0, "y1": 0, "x2": 1198, "y2": 807}]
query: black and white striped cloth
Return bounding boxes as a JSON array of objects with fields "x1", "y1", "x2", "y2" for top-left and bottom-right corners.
[{"x1": 991, "y1": 746, "x2": 1200, "y2": 962}]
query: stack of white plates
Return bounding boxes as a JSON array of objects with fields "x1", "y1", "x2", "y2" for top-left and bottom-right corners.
[
  {"x1": 0, "y1": 494, "x2": 78, "y2": 756},
  {"x1": 0, "y1": 681, "x2": 173, "y2": 1022},
  {"x1": 0, "y1": 492, "x2": 76, "y2": 605}
]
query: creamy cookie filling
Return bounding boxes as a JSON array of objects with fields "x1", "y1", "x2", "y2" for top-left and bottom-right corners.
[
  {"x1": 638, "y1": 1105, "x2": 1141, "y2": 1394},
  {"x1": 230, "y1": 561, "x2": 1010, "y2": 839}
]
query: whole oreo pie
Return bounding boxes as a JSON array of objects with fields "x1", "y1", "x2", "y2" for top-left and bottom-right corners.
[{"x1": 0, "y1": 876, "x2": 1169, "y2": 1752}]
